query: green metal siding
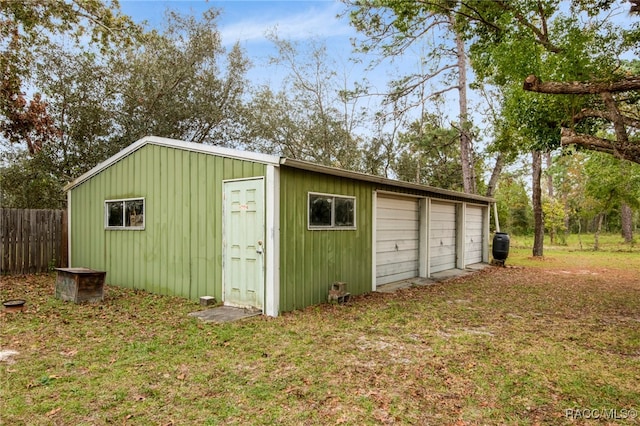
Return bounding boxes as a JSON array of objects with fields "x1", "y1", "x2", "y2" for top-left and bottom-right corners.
[
  {"x1": 277, "y1": 166, "x2": 491, "y2": 313},
  {"x1": 279, "y1": 167, "x2": 374, "y2": 312},
  {"x1": 70, "y1": 144, "x2": 266, "y2": 300}
]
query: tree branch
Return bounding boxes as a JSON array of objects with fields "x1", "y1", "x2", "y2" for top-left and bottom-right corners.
[
  {"x1": 561, "y1": 128, "x2": 616, "y2": 154},
  {"x1": 386, "y1": 63, "x2": 459, "y2": 101},
  {"x1": 440, "y1": 1, "x2": 502, "y2": 34},
  {"x1": 561, "y1": 128, "x2": 640, "y2": 164},
  {"x1": 573, "y1": 108, "x2": 640, "y2": 129},
  {"x1": 524, "y1": 74, "x2": 640, "y2": 94},
  {"x1": 494, "y1": 0, "x2": 563, "y2": 53},
  {"x1": 572, "y1": 108, "x2": 640, "y2": 129}
]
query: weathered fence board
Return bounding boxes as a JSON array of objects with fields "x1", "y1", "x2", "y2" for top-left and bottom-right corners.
[{"x1": 0, "y1": 209, "x2": 68, "y2": 275}]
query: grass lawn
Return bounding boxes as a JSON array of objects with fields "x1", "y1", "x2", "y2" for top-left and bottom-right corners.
[{"x1": 1, "y1": 235, "x2": 639, "y2": 425}]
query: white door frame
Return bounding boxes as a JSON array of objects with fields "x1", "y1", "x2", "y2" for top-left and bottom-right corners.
[
  {"x1": 222, "y1": 177, "x2": 265, "y2": 311},
  {"x1": 264, "y1": 165, "x2": 279, "y2": 317},
  {"x1": 221, "y1": 169, "x2": 280, "y2": 316}
]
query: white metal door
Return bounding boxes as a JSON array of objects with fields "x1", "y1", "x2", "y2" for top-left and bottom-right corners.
[
  {"x1": 376, "y1": 195, "x2": 420, "y2": 286},
  {"x1": 223, "y1": 178, "x2": 264, "y2": 310},
  {"x1": 430, "y1": 201, "x2": 457, "y2": 273},
  {"x1": 465, "y1": 205, "x2": 484, "y2": 265}
]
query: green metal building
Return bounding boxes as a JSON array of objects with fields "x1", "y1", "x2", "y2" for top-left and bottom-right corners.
[{"x1": 65, "y1": 136, "x2": 494, "y2": 316}]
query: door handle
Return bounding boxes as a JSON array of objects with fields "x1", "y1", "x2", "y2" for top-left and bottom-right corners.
[{"x1": 256, "y1": 240, "x2": 263, "y2": 254}]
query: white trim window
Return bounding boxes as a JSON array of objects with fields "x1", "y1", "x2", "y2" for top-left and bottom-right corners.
[
  {"x1": 105, "y1": 198, "x2": 145, "y2": 230},
  {"x1": 308, "y1": 192, "x2": 356, "y2": 230}
]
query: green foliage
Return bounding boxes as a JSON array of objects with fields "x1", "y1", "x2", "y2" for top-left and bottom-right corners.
[
  {"x1": 0, "y1": 0, "x2": 141, "y2": 149},
  {"x1": 3, "y1": 0, "x2": 637, "y2": 215},
  {"x1": 542, "y1": 197, "x2": 567, "y2": 243},
  {"x1": 393, "y1": 114, "x2": 463, "y2": 190},
  {"x1": 460, "y1": 1, "x2": 634, "y2": 157},
  {"x1": 584, "y1": 152, "x2": 640, "y2": 211},
  {"x1": 541, "y1": 151, "x2": 640, "y2": 236},
  {"x1": 545, "y1": 152, "x2": 586, "y2": 232},
  {"x1": 495, "y1": 172, "x2": 533, "y2": 235},
  {"x1": 501, "y1": 88, "x2": 570, "y2": 152},
  {"x1": 34, "y1": 49, "x2": 120, "y2": 177},
  {"x1": 1, "y1": 8, "x2": 251, "y2": 208},
  {"x1": 0, "y1": 149, "x2": 66, "y2": 209},
  {"x1": 347, "y1": 0, "x2": 639, "y2": 199},
  {"x1": 0, "y1": 0, "x2": 140, "y2": 47},
  {"x1": 245, "y1": 85, "x2": 360, "y2": 167},
  {"x1": 113, "y1": 9, "x2": 249, "y2": 145},
  {"x1": 461, "y1": 0, "x2": 629, "y2": 83},
  {"x1": 580, "y1": 153, "x2": 640, "y2": 239}
]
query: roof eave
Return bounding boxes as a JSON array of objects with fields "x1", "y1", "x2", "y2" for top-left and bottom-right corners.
[
  {"x1": 63, "y1": 136, "x2": 281, "y2": 192},
  {"x1": 279, "y1": 158, "x2": 495, "y2": 204}
]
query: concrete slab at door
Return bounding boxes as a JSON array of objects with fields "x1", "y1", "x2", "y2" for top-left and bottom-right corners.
[{"x1": 223, "y1": 178, "x2": 265, "y2": 310}]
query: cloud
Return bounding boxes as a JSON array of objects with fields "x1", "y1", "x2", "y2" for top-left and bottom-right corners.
[{"x1": 219, "y1": 2, "x2": 352, "y2": 45}]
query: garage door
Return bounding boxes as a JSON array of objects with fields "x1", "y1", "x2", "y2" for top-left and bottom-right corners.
[
  {"x1": 465, "y1": 205, "x2": 484, "y2": 265},
  {"x1": 376, "y1": 195, "x2": 420, "y2": 286},
  {"x1": 430, "y1": 201, "x2": 457, "y2": 273}
]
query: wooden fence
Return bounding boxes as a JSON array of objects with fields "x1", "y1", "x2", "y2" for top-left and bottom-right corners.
[{"x1": 1, "y1": 209, "x2": 68, "y2": 275}]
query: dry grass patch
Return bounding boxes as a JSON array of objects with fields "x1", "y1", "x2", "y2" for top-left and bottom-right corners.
[{"x1": 1, "y1": 252, "x2": 639, "y2": 425}]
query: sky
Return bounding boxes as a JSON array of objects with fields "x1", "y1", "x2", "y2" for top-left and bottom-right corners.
[
  {"x1": 120, "y1": 0, "x2": 352, "y2": 43},
  {"x1": 118, "y1": 0, "x2": 387, "y2": 89}
]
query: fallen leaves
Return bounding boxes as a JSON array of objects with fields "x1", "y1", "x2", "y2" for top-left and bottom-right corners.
[
  {"x1": 45, "y1": 407, "x2": 61, "y2": 417},
  {"x1": 2, "y1": 256, "x2": 640, "y2": 424},
  {"x1": 59, "y1": 349, "x2": 78, "y2": 357}
]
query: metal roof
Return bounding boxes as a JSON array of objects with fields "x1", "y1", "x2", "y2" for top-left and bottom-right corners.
[
  {"x1": 63, "y1": 136, "x2": 280, "y2": 191},
  {"x1": 279, "y1": 158, "x2": 495, "y2": 204},
  {"x1": 64, "y1": 135, "x2": 495, "y2": 204}
]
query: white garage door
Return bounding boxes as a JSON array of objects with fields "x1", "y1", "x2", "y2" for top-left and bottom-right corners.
[
  {"x1": 376, "y1": 195, "x2": 420, "y2": 286},
  {"x1": 465, "y1": 205, "x2": 484, "y2": 265},
  {"x1": 430, "y1": 201, "x2": 457, "y2": 273}
]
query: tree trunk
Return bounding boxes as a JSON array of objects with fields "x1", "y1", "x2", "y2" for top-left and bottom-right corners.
[
  {"x1": 621, "y1": 203, "x2": 633, "y2": 243},
  {"x1": 594, "y1": 213, "x2": 604, "y2": 251},
  {"x1": 545, "y1": 152, "x2": 556, "y2": 244},
  {"x1": 545, "y1": 152, "x2": 554, "y2": 197},
  {"x1": 577, "y1": 217, "x2": 583, "y2": 250},
  {"x1": 532, "y1": 151, "x2": 544, "y2": 257},
  {"x1": 485, "y1": 153, "x2": 504, "y2": 198},
  {"x1": 452, "y1": 16, "x2": 476, "y2": 194},
  {"x1": 563, "y1": 200, "x2": 570, "y2": 245}
]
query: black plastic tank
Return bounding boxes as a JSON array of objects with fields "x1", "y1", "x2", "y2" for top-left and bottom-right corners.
[{"x1": 492, "y1": 232, "x2": 510, "y2": 262}]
